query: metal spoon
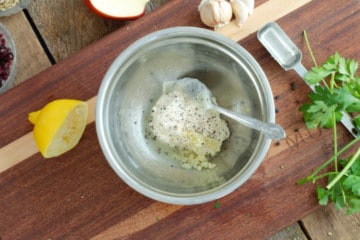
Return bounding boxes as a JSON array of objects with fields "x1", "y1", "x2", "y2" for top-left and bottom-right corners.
[
  {"x1": 164, "y1": 77, "x2": 286, "y2": 140},
  {"x1": 257, "y1": 22, "x2": 358, "y2": 138}
]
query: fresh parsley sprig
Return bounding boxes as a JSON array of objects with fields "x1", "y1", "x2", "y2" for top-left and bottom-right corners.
[
  {"x1": 297, "y1": 31, "x2": 360, "y2": 215},
  {"x1": 299, "y1": 52, "x2": 360, "y2": 130}
]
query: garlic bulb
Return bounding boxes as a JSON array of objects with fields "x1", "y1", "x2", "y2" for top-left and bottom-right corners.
[
  {"x1": 230, "y1": 0, "x2": 254, "y2": 26},
  {"x1": 198, "y1": 0, "x2": 233, "y2": 29}
]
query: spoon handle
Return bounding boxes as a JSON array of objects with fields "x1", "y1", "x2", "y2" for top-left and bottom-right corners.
[{"x1": 212, "y1": 105, "x2": 286, "y2": 140}]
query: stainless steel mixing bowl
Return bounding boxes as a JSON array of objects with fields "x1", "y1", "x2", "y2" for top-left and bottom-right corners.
[{"x1": 96, "y1": 27, "x2": 275, "y2": 205}]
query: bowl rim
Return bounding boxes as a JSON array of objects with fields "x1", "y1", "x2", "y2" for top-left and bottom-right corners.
[
  {"x1": 0, "y1": 0, "x2": 33, "y2": 17},
  {"x1": 0, "y1": 22, "x2": 17, "y2": 94},
  {"x1": 96, "y1": 26, "x2": 275, "y2": 205}
]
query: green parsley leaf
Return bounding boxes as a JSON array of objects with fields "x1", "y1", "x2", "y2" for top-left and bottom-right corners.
[
  {"x1": 300, "y1": 100, "x2": 337, "y2": 129},
  {"x1": 333, "y1": 87, "x2": 360, "y2": 111},
  {"x1": 343, "y1": 76, "x2": 360, "y2": 98},
  {"x1": 304, "y1": 66, "x2": 332, "y2": 85},
  {"x1": 329, "y1": 181, "x2": 346, "y2": 210},
  {"x1": 346, "y1": 197, "x2": 360, "y2": 214},
  {"x1": 355, "y1": 116, "x2": 360, "y2": 130},
  {"x1": 214, "y1": 201, "x2": 221, "y2": 209},
  {"x1": 308, "y1": 86, "x2": 337, "y2": 106},
  {"x1": 317, "y1": 186, "x2": 330, "y2": 205},
  {"x1": 336, "y1": 57, "x2": 358, "y2": 82},
  {"x1": 323, "y1": 53, "x2": 339, "y2": 71},
  {"x1": 343, "y1": 175, "x2": 360, "y2": 196},
  {"x1": 350, "y1": 156, "x2": 360, "y2": 175}
]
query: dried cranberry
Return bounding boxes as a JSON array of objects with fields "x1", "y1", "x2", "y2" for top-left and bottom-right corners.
[{"x1": 0, "y1": 33, "x2": 14, "y2": 88}]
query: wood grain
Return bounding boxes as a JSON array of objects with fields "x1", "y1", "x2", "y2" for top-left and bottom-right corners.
[
  {"x1": 0, "y1": 0, "x2": 359, "y2": 239},
  {"x1": 26, "y1": 0, "x2": 126, "y2": 62},
  {"x1": 268, "y1": 224, "x2": 307, "y2": 240},
  {"x1": 26, "y1": 0, "x2": 171, "y2": 62},
  {"x1": 0, "y1": 13, "x2": 51, "y2": 86},
  {"x1": 302, "y1": 203, "x2": 360, "y2": 239}
]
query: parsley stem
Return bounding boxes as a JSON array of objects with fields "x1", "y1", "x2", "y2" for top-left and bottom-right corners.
[
  {"x1": 303, "y1": 30, "x2": 318, "y2": 67},
  {"x1": 329, "y1": 72, "x2": 335, "y2": 94},
  {"x1": 298, "y1": 136, "x2": 360, "y2": 184},
  {"x1": 303, "y1": 30, "x2": 329, "y2": 89},
  {"x1": 327, "y1": 147, "x2": 360, "y2": 189},
  {"x1": 312, "y1": 172, "x2": 337, "y2": 182},
  {"x1": 333, "y1": 112, "x2": 338, "y2": 173},
  {"x1": 331, "y1": 72, "x2": 338, "y2": 173}
]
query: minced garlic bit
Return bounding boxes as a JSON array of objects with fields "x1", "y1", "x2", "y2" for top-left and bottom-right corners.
[
  {"x1": 0, "y1": 0, "x2": 20, "y2": 11},
  {"x1": 146, "y1": 87, "x2": 230, "y2": 171}
]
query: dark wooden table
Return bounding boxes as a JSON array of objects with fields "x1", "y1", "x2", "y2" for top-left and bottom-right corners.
[{"x1": 0, "y1": 0, "x2": 359, "y2": 239}]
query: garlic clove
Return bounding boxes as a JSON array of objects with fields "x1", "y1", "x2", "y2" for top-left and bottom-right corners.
[
  {"x1": 198, "y1": 0, "x2": 233, "y2": 28},
  {"x1": 237, "y1": 0, "x2": 254, "y2": 15},
  {"x1": 217, "y1": 0, "x2": 233, "y2": 23},
  {"x1": 230, "y1": 0, "x2": 249, "y2": 26}
]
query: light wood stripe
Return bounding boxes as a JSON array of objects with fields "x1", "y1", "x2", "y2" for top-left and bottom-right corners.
[
  {"x1": 216, "y1": 0, "x2": 312, "y2": 41},
  {"x1": 0, "y1": 132, "x2": 38, "y2": 172},
  {"x1": 0, "y1": 0, "x2": 311, "y2": 175},
  {"x1": 91, "y1": 202, "x2": 182, "y2": 239}
]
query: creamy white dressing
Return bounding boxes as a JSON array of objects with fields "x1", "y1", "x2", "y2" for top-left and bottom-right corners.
[
  {"x1": 145, "y1": 82, "x2": 230, "y2": 171},
  {"x1": 90, "y1": 0, "x2": 148, "y2": 17}
]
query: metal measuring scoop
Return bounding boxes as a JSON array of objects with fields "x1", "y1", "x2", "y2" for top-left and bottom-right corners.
[
  {"x1": 257, "y1": 22, "x2": 358, "y2": 138},
  {"x1": 258, "y1": 22, "x2": 308, "y2": 78},
  {"x1": 164, "y1": 78, "x2": 286, "y2": 140}
]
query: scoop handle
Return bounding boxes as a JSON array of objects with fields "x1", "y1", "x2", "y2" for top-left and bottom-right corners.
[
  {"x1": 293, "y1": 62, "x2": 307, "y2": 79},
  {"x1": 212, "y1": 105, "x2": 286, "y2": 140}
]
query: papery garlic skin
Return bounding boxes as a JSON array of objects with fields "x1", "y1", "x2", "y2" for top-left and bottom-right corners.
[
  {"x1": 230, "y1": 0, "x2": 253, "y2": 26},
  {"x1": 198, "y1": 0, "x2": 233, "y2": 28},
  {"x1": 238, "y1": 0, "x2": 254, "y2": 15}
]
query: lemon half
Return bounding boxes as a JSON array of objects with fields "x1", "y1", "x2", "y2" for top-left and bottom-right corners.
[{"x1": 28, "y1": 99, "x2": 88, "y2": 158}]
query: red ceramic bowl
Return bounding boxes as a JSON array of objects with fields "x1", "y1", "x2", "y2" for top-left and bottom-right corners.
[{"x1": 83, "y1": 0, "x2": 148, "y2": 20}]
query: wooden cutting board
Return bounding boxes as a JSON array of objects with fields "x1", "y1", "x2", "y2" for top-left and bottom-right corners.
[{"x1": 0, "y1": 0, "x2": 359, "y2": 239}]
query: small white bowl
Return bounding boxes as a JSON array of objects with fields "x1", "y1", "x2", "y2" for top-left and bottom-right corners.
[
  {"x1": 0, "y1": 0, "x2": 33, "y2": 17},
  {"x1": 0, "y1": 22, "x2": 16, "y2": 94}
]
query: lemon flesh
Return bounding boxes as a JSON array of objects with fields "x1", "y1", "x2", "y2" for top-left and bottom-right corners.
[{"x1": 28, "y1": 99, "x2": 88, "y2": 158}]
